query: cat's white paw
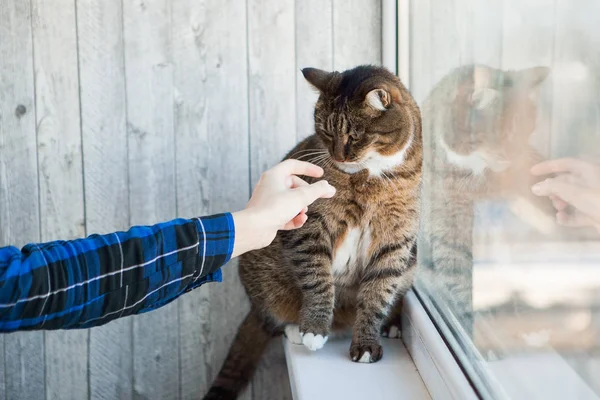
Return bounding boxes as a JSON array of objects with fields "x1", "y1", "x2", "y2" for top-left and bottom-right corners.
[
  {"x1": 388, "y1": 325, "x2": 401, "y2": 339},
  {"x1": 357, "y1": 351, "x2": 372, "y2": 363},
  {"x1": 284, "y1": 324, "x2": 303, "y2": 345},
  {"x1": 301, "y1": 332, "x2": 328, "y2": 351}
]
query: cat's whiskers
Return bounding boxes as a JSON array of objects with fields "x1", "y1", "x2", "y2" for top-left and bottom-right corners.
[
  {"x1": 295, "y1": 151, "x2": 329, "y2": 161},
  {"x1": 290, "y1": 149, "x2": 328, "y2": 159},
  {"x1": 308, "y1": 154, "x2": 332, "y2": 169}
]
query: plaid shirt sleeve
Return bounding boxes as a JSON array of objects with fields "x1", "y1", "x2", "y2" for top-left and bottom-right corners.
[{"x1": 0, "y1": 213, "x2": 235, "y2": 332}]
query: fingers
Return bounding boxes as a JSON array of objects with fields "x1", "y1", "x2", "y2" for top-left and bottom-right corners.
[
  {"x1": 556, "y1": 210, "x2": 596, "y2": 228},
  {"x1": 531, "y1": 178, "x2": 585, "y2": 206},
  {"x1": 283, "y1": 213, "x2": 308, "y2": 230},
  {"x1": 549, "y1": 195, "x2": 569, "y2": 211},
  {"x1": 288, "y1": 175, "x2": 309, "y2": 189},
  {"x1": 273, "y1": 159, "x2": 325, "y2": 179},
  {"x1": 294, "y1": 180, "x2": 336, "y2": 207},
  {"x1": 531, "y1": 158, "x2": 590, "y2": 176}
]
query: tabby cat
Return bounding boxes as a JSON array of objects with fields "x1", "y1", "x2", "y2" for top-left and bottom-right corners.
[
  {"x1": 203, "y1": 65, "x2": 422, "y2": 400},
  {"x1": 419, "y1": 64, "x2": 553, "y2": 333}
]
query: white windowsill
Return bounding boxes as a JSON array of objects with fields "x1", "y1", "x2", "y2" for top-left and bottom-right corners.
[
  {"x1": 284, "y1": 290, "x2": 478, "y2": 400},
  {"x1": 284, "y1": 335, "x2": 431, "y2": 400}
]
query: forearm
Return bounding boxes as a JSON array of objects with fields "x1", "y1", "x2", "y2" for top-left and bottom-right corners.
[{"x1": 0, "y1": 213, "x2": 234, "y2": 332}]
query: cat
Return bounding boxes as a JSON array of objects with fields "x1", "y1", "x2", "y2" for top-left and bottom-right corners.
[
  {"x1": 203, "y1": 65, "x2": 422, "y2": 400},
  {"x1": 418, "y1": 64, "x2": 554, "y2": 336}
]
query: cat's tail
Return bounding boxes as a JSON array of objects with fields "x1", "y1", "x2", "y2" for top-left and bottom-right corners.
[{"x1": 203, "y1": 308, "x2": 276, "y2": 400}]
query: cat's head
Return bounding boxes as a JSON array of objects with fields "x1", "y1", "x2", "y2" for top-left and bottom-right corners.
[
  {"x1": 302, "y1": 65, "x2": 420, "y2": 175},
  {"x1": 439, "y1": 65, "x2": 549, "y2": 174}
]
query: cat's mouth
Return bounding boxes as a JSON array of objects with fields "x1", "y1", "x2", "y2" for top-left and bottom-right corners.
[{"x1": 334, "y1": 160, "x2": 365, "y2": 174}]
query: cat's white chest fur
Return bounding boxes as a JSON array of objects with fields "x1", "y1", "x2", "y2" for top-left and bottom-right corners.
[{"x1": 331, "y1": 227, "x2": 372, "y2": 275}]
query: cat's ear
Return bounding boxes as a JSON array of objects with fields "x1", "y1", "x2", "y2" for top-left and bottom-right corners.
[
  {"x1": 365, "y1": 86, "x2": 402, "y2": 111},
  {"x1": 510, "y1": 66, "x2": 550, "y2": 89},
  {"x1": 470, "y1": 65, "x2": 500, "y2": 109},
  {"x1": 365, "y1": 88, "x2": 390, "y2": 111},
  {"x1": 301, "y1": 67, "x2": 333, "y2": 92}
]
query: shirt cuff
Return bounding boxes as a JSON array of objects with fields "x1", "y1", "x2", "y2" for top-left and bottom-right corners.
[{"x1": 194, "y1": 213, "x2": 236, "y2": 278}]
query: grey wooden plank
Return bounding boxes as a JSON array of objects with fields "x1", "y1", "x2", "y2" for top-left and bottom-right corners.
[
  {"x1": 295, "y1": 0, "x2": 333, "y2": 141},
  {"x1": 30, "y1": 0, "x2": 89, "y2": 398},
  {"x1": 76, "y1": 0, "x2": 133, "y2": 399},
  {"x1": 248, "y1": 0, "x2": 297, "y2": 184},
  {"x1": 332, "y1": 0, "x2": 382, "y2": 71},
  {"x1": 170, "y1": 0, "x2": 250, "y2": 398},
  {"x1": 0, "y1": 3, "x2": 45, "y2": 398},
  {"x1": 121, "y1": 1, "x2": 179, "y2": 399},
  {"x1": 252, "y1": 339, "x2": 292, "y2": 400},
  {"x1": 247, "y1": 1, "x2": 296, "y2": 399}
]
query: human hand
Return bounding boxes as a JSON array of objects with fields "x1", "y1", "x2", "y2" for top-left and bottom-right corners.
[
  {"x1": 231, "y1": 160, "x2": 336, "y2": 257},
  {"x1": 531, "y1": 158, "x2": 600, "y2": 232}
]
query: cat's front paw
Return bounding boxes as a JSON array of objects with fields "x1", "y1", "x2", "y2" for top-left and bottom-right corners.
[
  {"x1": 381, "y1": 324, "x2": 401, "y2": 339},
  {"x1": 284, "y1": 324, "x2": 303, "y2": 345},
  {"x1": 299, "y1": 319, "x2": 330, "y2": 351},
  {"x1": 300, "y1": 332, "x2": 328, "y2": 351},
  {"x1": 349, "y1": 340, "x2": 383, "y2": 363}
]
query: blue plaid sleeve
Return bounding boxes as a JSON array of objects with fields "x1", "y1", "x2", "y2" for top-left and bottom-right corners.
[{"x1": 0, "y1": 213, "x2": 235, "y2": 332}]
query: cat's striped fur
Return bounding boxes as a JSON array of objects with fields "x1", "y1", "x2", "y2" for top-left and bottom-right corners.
[{"x1": 203, "y1": 65, "x2": 422, "y2": 399}]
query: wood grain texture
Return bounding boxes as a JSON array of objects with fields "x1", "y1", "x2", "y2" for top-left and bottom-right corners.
[
  {"x1": 295, "y1": 0, "x2": 333, "y2": 141},
  {"x1": 248, "y1": 0, "x2": 297, "y2": 184},
  {"x1": 122, "y1": 0, "x2": 179, "y2": 399},
  {"x1": 252, "y1": 339, "x2": 292, "y2": 400},
  {"x1": 171, "y1": 0, "x2": 250, "y2": 399},
  {"x1": 0, "y1": 2, "x2": 383, "y2": 398},
  {"x1": 247, "y1": 1, "x2": 296, "y2": 398},
  {"x1": 30, "y1": 0, "x2": 89, "y2": 398},
  {"x1": 0, "y1": 1, "x2": 45, "y2": 399},
  {"x1": 332, "y1": 0, "x2": 382, "y2": 71},
  {"x1": 76, "y1": 0, "x2": 133, "y2": 399}
]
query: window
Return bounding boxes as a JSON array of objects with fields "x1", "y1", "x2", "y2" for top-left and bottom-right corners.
[{"x1": 406, "y1": 0, "x2": 600, "y2": 398}]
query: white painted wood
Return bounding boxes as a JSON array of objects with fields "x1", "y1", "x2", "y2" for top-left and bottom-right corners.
[
  {"x1": 332, "y1": 0, "x2": 382, "y2": 71},
  {"x1": 76, "y1": 0, "x2": 133, "y2": 399},
  {"x1": 171, "y1": 0, "x2": 251, "y2": 399},
  {"x1": 30, "y1": 0, "x2": 88, "y2": 398},
  {"x1": 0, "y1": 1, "x2": 45, "y2": 399},
  {"x1": 122, "y1": 1, "x2": 178, "y2": 399},
  {"x1": 295, "y1": 0, "x2": 333, "y2": 141},
  {"x1": 285, "y1": 333, "x2": 431, "y2": 400},
  {"x1": 402, "y1": 291, "x2": 478, "y2": 400}
]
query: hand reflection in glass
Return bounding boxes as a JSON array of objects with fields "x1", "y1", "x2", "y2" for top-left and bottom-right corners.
[{"x1": 531, "y1": 158, "x2": 600, "y2": 232}]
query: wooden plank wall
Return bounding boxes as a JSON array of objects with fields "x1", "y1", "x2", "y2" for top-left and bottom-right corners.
[{"x1": 0, "y1": 1, "x2": 382, "y2": 399}]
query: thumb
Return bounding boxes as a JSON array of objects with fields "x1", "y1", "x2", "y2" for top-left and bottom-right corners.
[{"x1": 293, "y1": 180, "x2": 336, "y2": 207}]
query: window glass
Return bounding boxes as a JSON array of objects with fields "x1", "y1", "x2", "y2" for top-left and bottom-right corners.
[{"x1": 410, "y1": 0, "x2": 600, "y2": 398}]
